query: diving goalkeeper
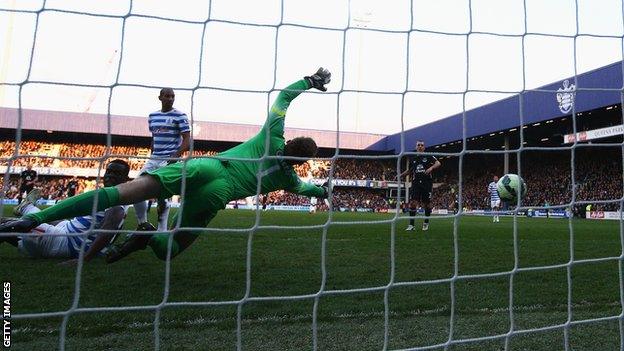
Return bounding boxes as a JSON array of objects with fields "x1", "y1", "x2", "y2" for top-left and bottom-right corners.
[{"x1": 0, "y1": 68, "x2": 332, "y2": 262}]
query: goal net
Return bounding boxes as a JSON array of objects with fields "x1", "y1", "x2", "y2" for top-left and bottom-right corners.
[{"x1": 1, "y1": 0, "x2": 624, "y2": 350}]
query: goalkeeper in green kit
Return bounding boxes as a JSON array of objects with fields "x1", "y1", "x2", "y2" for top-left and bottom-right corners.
[{"x1": 0, "y1": 68, "x2": 332, "y2": 263}]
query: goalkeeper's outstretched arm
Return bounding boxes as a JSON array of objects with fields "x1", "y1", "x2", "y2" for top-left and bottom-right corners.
[
  {"x1": 265, "y1": 68, "x2": 331, "y2": 137},
  {"x1": 288, "y1": 178, "x2": 329, "y2": 199}
]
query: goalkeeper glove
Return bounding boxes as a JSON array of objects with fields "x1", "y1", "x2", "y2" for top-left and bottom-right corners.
[{"x1": 305, "y1": 67, "x2": 331, "y2": 92}]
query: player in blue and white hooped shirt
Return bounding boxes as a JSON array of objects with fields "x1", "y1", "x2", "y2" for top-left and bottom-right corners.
[
  {"x1": 1, "y1": 160, "x2": 131, "y2": 263},
  {"x1": 133, "y1": 88, "x2": 190, "y2": 231},
  {"x1": 488, "y1": 175, "x2": 501, "y2": 222}
]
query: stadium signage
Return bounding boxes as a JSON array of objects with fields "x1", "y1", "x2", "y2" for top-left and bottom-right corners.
[
  {"x1": 588, "y1": 211, "x2": 605, "y2": 219},
  {"x1": 268, "y1": 205, "x2": 310, "y2": 212},
  {"x1": 465, "y1": 209, "x2": 569, "y2": 218},
  {"x1": 556, "y1": 79, "x2": 576, "y2": 114},
  {"x1": 310, "y1": 178, "x2": 395, "y2": 189},
  {"x1": 333, "y1": 179, "x2": 368, "y2": 187},
  {"x1": 587, "y1": 211, "x2": 622, "y2": 220},
  {"x1": 2, "y1": 199, "x2": 59, "y2": 206},
  {"x1": 563, "y1": 124, "x2": 623, "y2": 143},
  {"x1": 0, "y1": 166, "x2": 141, "y2": 178},
  {"x1": 338, "y1": 207, "x2": 373, "y2": 212},
  {"x1": 225, "y1": 204, "x2": 310, "y2": 211},
  {"x1": 527, "y1": 209, "x2": 569, "y2": 218}
]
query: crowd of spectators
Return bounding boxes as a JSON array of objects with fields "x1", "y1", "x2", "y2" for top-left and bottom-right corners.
[
  {"x1": 331, "y1": 158, "x2": 397, "y2": 181},
  {"x1": 575, "y1": 152, "x2": 622, "y2": 210},
  {"x1": 1, "y1": 141, "x2": 219, "y2": 171},
  {"x1": 292, "y1": 160, "x2": 329, "y2": 179},
  {"x1": 0, "y1": 141, "x2": 55, "y2": 167},
  {"x1": 3, "y1": 140, "x2": 397, "y2": 180},
  {"x1": 308, "y1": 158, "x2": 397, "y2": 181},
  {"x1": 1, "y1": 176, "x2": 91, "y2": 201},
  {"x1": 264, "y1": 190, "x2": 310, "y2": 206},
  {"x1": 263, "y1": 188, "x2": 388, "y2": 211},
  {"x1": 432, "y1": 150, "x2": 623, "y2": 211},
  {"x1": 331, "y1": 188, "x2": 388, "y2": 210}
]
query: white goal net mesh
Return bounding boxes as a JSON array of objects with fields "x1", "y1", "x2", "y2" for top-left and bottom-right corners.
[{"x1": 1, "y1": 0, "x2": 624, "y2": 350}]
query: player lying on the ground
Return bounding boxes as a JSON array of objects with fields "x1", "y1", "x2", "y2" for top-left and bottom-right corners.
[
  {"x1": 0, "y1": 160, "x2": 131, "y2": 264},
  {"x1": 0, "y1": 68, "x2": 333, "y2": 263}
]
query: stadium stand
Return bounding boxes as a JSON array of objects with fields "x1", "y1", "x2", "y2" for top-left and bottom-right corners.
[
  {"x1": 2, "y1": 138, "x2": 621, "y2": 213},
  {"x1": 1, "y1": 140, "x2": 220, "y2": 171}
]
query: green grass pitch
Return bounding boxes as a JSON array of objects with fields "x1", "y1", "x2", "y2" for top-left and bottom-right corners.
[{"x1": 1, "y1": 206, "x2": 622, "y2": 350}]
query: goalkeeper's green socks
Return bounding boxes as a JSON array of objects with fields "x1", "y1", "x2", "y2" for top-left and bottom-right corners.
[
  {"x1": 148, "y1": 234, "x2": 180, "y2": 260},
  {"x1": 25, "y1": 187, "x2": 120, "y2": 225}
]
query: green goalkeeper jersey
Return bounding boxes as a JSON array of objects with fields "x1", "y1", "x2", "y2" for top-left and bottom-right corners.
[{"x1": 218, "y1": 79, "x2": 325, "y2": 200}]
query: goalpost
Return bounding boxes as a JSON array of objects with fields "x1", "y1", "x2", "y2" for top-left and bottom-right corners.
[{"x1": 1, "y1": 0, "x2": 624, "y2": 350}]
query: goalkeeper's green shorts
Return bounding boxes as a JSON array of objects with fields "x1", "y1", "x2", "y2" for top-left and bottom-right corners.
[{"x1": 147, "y1": 158, "x2": 232, "y2": 227}]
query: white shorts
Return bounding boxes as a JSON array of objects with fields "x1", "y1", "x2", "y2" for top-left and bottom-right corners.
[
  {"x1": 18, "y1": 221, "x2": 72, "y2": 258},
  {"x1": 139, "y1": 159, "x2": 169, "y2": 175},
  {"x1": 490, "y1": 200, "x2": 501, "y2": 208}
]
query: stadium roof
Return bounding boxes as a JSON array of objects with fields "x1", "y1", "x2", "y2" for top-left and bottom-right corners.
[
  {"x1": 0, "y1": 107, "x2": 384, "y2": 150},
  {"x1": 4, "y1": 61, "x2": 623, "y2": 154},
  {"x1": 370, "y1": 61, "x2": 624, "y2": 153}
]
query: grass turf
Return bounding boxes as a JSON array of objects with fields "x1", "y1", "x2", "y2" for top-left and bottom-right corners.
[{"x1": 1, "y1": 206, "x2": 622, "y2": 350}]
